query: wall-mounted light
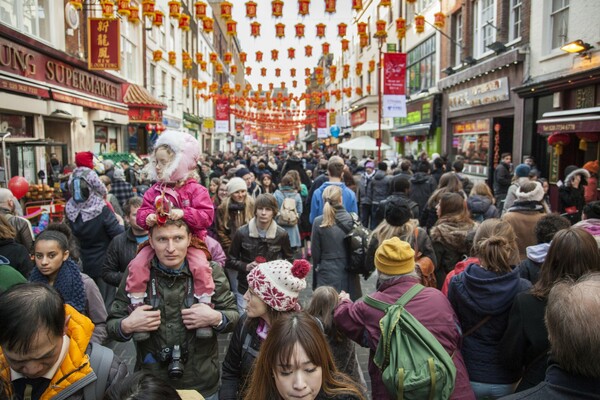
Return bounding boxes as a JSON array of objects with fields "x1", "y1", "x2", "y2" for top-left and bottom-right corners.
[
  {"x1": 462, "y1": 56, "x2": 477, "y2": 66},
  {"x1": 487, "y1": 41, "x2": 507, "y2": 54},
  {"x1": 561, "y1": 40, "x2": 593, "y2": 57},
  {"x1": 443, "y1": 67, "x2": 455, "y2": 75}
]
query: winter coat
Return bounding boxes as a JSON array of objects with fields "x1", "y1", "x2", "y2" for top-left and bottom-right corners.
[
  {"x1": 430, "y1": 217, "x2": 477, "y2": 286},
  {"x1": 584, "y1": 175, "x2": 598, "y2": 203},
  {"x1": 80, "y1": 273, "x2": 108, "y2": 344},
  {"x1": 273, "y1": 188, "x2": 303, "y2": 248},
  {"x1": 467, "y1": 195, "x2": 500, "y2": 222},
  {"x1": 137, "y1": 179, "x2": 214, "y2": 239},
  {"x1": 517, "y1": 243, "x2": 550, "y2": 285},
  {"x1": 226, "y1": 218, "x2": 293, "y2": 294},
  {"x1": 310, "y1": 182, "x2": 358, "y2": 224},
  {"x1": 574, "y1": 218, "x2": 600, "y2": 248},
  {"x1": 409, "y1": 173, "x2": 437, "y2": 219},
  {"x1": 494, "y1": 162, "x2": 512, "y2": 201},
  {"x1": 558, "y1": 168, "x2": 589, "y2": 224},
  {"x1": 216, "y1": 200, "x2": 251, "y2": 252},
  {"x1": 0, "y1": 237, "x2": 33, "y2": 278},
  {"x1": 503, "y1": 177, "x2": 531, "y2": 214},
  {"x1": 67, "y1": 206, "x2": 124, "y2": 279},
  {"x1": 357, "y1": 172, "x2": 375, "y2": 205},
  {"x1": 441, "y1": 257, "x2": 479, "y2": 296},
  {"x1": 0, "y1": 304, "x2": 128, "y2": 400},
  {"x1": 334, "y1": 275, "x2": 475, "y2": 400},
  {"x1": 312, "y1": 207, "x2": 362, "y2": 300},
  {"x1": 0, "y1": 209, "x2": 34, "y2": 251},
  {"x1": 448, "y1": 263, "x2": 531, "y2": 384},
  {"x1": 102, "y1": 227, "x2": 140, "y2": 287},
  {"x1": 456, "y1": 173, "x2": 474, "y2": 196},
  {"x1": 110, "y1": 179, "x2": 136, "y2": 208},
  {"x1": 220, "y1": 314, "x2": 263, "y2": 399},
  {"x1": 280, "y1": 157, "x2": 312, "y2": 189},
  {"x1": 370, "y1": 170, "x2": 391, "y2": 204},
  {"x1": 107, "y1": 259, "x2": 239, "y2": 396},
  {"x1": 499, "y1": 291, "x2": 550, "y2": 391},
  {"x1": 502, "y1": 202, "x2": 546, "y2": 262}
]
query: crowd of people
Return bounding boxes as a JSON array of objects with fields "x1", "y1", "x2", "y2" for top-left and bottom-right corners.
[{"x1": 0, "y1": 138, "x2": 599, "y2": 400}]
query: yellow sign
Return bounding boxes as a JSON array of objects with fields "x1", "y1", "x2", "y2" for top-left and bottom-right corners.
[{"x1": 203, "y1": 118, "x2": 214, "y2": 129}]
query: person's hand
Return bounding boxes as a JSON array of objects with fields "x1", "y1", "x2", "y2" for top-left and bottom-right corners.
[
  {"x1": 121, "y1": 305, "x2": 161, "y2": 335},
  {"x1": 146, "y1": 213, "x2": 157, "y2": 227},
  {"x1": 115, "y1": 213, "x2": 124, "y2": 226},
  {"x1": 170, "y1": 208, "x2": 184, "y2": 220},
  {"x1": 338, "y1": 291, "x2": 350, "y2": 302},
  {"x1": 181, "y1": 304, "x2": 221, "y2": 330},
  {"x1": 245, "y1": 261, "x2": 258, "y2": 272}
]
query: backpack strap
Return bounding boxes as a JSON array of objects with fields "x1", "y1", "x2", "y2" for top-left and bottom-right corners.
[
  {"x1": 413, "y1": 227, "x2": 420, "y2": 255},
  {"x1": 463, "y1": 315, "x2": 492, "y2": 337},
  {"x1": 363, "y1": 284, "x2": 425, "y2": 312},
  {"x1": 83, "y1": 342, "x2": 114, "y2": 400}
]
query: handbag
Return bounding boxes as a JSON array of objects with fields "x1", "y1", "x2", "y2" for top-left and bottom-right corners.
[{"x1": 413, "y1": 227, "x2": 437, "y2": 288}]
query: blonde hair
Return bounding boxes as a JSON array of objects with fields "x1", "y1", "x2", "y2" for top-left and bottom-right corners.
[
  {"x1": 372, "y1": 219, "x2": 417, "y2": 244},
  {"x1": 470, "y1": 181, "x2": 495, "y2": 204},
  {"x1": 473, "y1": 219, "x2": 518, "y2": 273},
  {"x1": 320, "y1": 185, "x2": 342, "y2": 228},
  {"x1": 219, "y1": 194, "x2": 254, "y2": 228}
]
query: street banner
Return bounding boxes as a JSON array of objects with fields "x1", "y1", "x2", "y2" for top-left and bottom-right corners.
[
  {"x1": 88, "y1": 18, "x2": 121, "y2": 70},
  {"x1": 317, "y1": 109, "x2": 328, "y2": 138},
  {"x1": 215, "y1": 97, "x2": 229, "y2": 133},
  {"x1": 383, "y1": 53, "x2": 407, "y2": 118}
]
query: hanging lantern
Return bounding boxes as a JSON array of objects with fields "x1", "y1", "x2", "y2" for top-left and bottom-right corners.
[
  {"x1": 316, "y1": 23, "x2": 326, "y2": 38},
  {"x1": 269, "y1": 83, "x2": 274, "y2": 91},
  {"x1": 366, "y1": 84, "x2": 371, "y2": 94},
  {"x1": 261, "y1": 67, "x2": 267, "y2": 77},
  {"x1": 216, "y1": 64, "x2": 223, "y2": 74},
  {"x1": 194, "y1": 1, "x2": 206, "y2": 19},
  {"x1": 329, "y1": 65, "x2": 337, "y2": 81},
  {"x1": 226, "y1": 19, "x2": 237, "y2": 36},
  {"x1": 153, "y1": 10, "x2": 164, "y2": 27},
  {"x1": 128, "y1": 4, "x2": 140, "y2": 22},
  {"x1": 146, "y1": 123, "x2": 155, "y2": 132},
  {"x1": 406, "y1": 0, "x2": 417, "y2": 3},
  {"x1": 355, "y1": 62, "x2": 363, "y2": 76},
  {"x1": 142, "y1": 0, "x2": 155, "y2": 18},
  {"x1": 153, "y1": 50, "x2": 163, "y2": 62},
  {"x1": 376, "y1": 19, "x2": 386, "y2": 36},
  {"x1": 179, "y1": 13, "x2": 190, "y2": 30},
  {"x1": 275, "y1": 23, "x2": 285, "y2": 38},
  {"x1": 203, "y1": 17, "x2": 214, "y2": 33},
  {"x1": 168, "y1": 1, "x2": 181, "y2": 19},
  {"x1": 547, "y1": 132, "x2": 571, "y2": 155},
  {"x1": 235, "y1": 83, "x2": 241, "y2": 92},
  {"x1": 298, "y1": 0, "x2": 310, "y2": 15},
  {"x1": 184, "y1": 60, "x2": 192, "y2": 70},
  {"x1": 200, "y1": 61, "x2": 207, "y2": 71},
  {"x1": 245, "y1": 66, "x2": 252, "y2": 75},
  {"x1": 415, "y1": 15, "x2": 425, "y2": 33},
  {"x1": 195, "y1": 52, "x2": 203, "y2": 63},
  {"x1": 315, "y1": 66, "x2": 323, "y2": 77},
  {"x1": 168, "y1": 51, "x2": 176, "y2": 65},
  {"x1": 324, "y1": 0, "x2": 336, "y2": 13},
  {"x1": 68, "y1": 0, "x2": 83, "y2": 10},
  {"x1": 288, "y1": 47, "x2": 296, "y2": 59},
  {"x1": 208, "y1": 52, "x2": 217, "y2": 64},
  {"x1": 359, "y1": 34, "x2": 368, "y2": 48},
  {"x1": 290, "y1": 68, "x2": 296, "y2": 77},
  {"x1": 341, "y1": 38, "x2": 349, "y2": 51},
  {"x1": 245, "y1": 1, "x2": 257, "y2": 18},
  {"x1": 272, "y1": 0, "x2": 283, "y2": 17},
  {"x1": 256, "y1": 51, "x2": 263, "y2": 62},
  {"x1": 220, "y1": 1, "x2": 232, "y2": 19},
  {"x1": 352, "y1": 0, "x2": 362, "y2": 10},
  {"x1": 224, "y1": 52, "x2": 232, "y2": 64},
  {"x1": 292, "y1": 80, "x2": 297, "y2": 88},
  {"x1": 379, "y1": 0, "x2": 391, "y2": 6},
  {"x1": 271, "y1": 49, "x2": 279, "y2": 61},
  {"x1": 305, "y1": 45, "x2": 313, "y2": 57},
  {"x1": 343, "y1": 64, "x2": 349, "y2": 78},
  {"x1": 576, "y1": 132, "x2": 599, "y2": 151},
  {"x1": 275, "y1": 68, "x2": 281, "y2": 77},
  {"x1": 356, "y1": 87, "x2": 363, "y2": 96},
  {"x1": 250, "y1": 21, "x2": 261, "y2": 37},
  {"x1": 281, "y1": 82, "x2": 286, "y2": 89},
  {"x1": 239, "y1": 52, "x2": 247, "y2": 63},
  {"x1": 101, "y1": 0, "x2": 115, "y2": 18},
  {"x1": 117, "y1": 0, "x2": 130, "y2": 16},
  {"x1": 322, "y1": 42, "x2": 330, "y2": 55},
  {"x1": 396, "y1": 17, "x2": 406, "y2": 39},
  {"x1": 295, "y1": 23, "x2": 305, "y2": 38},
  {"x1": 337, "y1": 23, "x2": 347, "y2": 37},
  {"x1": 357, "y1": 22, "x2": 367, "y2": 36},
  {"x1": 369, "y1": 59, "x2": 375, "y2": 72},
  {"x1": 434, "y1": 12, "x2": 445, "y2": 28},
  {"x1": 305, "y1": 68, "x2": 311, "y2": 77}
]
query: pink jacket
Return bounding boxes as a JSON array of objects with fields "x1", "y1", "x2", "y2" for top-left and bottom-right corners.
[
  {"x1": 442, "y1": 257, "x2": 479, "y2": 296},
  {"x1": 137, "y1": 179, "x2": 214, "y2": 239}
]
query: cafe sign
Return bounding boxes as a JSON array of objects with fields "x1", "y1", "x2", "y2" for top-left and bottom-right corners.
[
  {"x1": 350, "y1": 107, "x2": 366, "y2": 127},
  {"x1": 448, "y1": 77, "x2": 509, "y2": 112},
  {"x1": 88, "y1": 18, "x2": 121, "y2": 70}
]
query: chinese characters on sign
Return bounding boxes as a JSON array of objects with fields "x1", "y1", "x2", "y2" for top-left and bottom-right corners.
[
  {"x1": 448, "y1": 78, "x2": 510, "y2": 112},
  {"x1": 317, "y1": 110, "x2": 328, "y2": 138},
  {"x1": 88, "y1": 18, "x2": 121, "y2": 70},
  {"x1": 383, "y1": 53, "x2": 407, "y2": 118},
  {"x1": 215, "y1": 97, "x2": 230, "y2": 133}
]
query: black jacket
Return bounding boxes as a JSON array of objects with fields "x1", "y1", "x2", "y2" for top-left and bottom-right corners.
[
  {"x1": 494, "y1": 162, "x2": 512, "y2": 199},
  {"x1": 102, "y1": 227, "x2": 141, "y2": 287},
  {"x1": 409, "y1": 173, "x2": 437, "y2": 219},
  {"x1": 0, "y1": 238, "x2": 33, "y2": 278}
]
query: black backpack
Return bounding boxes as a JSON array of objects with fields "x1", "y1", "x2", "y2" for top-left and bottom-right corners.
[
  {"x1": 69, "y1": 169, "x2": 91, "y2": 203},
  {"x1": 336, "y1": 212, "x2": 372, "y2": 276}
]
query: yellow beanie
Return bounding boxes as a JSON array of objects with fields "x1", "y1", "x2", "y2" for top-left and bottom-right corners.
[{"x1": 375, "y1": 237, "x2": 415, "y2": 275}]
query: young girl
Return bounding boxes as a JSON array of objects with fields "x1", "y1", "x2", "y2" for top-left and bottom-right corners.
[{"x1": 128, "y1": 130, "x2": 215, "y2": 338}]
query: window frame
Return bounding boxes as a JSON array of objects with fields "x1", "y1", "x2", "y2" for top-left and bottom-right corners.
[
  {"x1": 473, "y1": 0, "x2": 497, "y2": 58},
  {"x1": 406, "y1": 35, "x2": 436, "y2": 96},
  {"x1": 550, "y1": 0, "x2": 569, "y2": 50},
  {"x1": 508, "y1": 0, "x2": 522, "y2": 42}
]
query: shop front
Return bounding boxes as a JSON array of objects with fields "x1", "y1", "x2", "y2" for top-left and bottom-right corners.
[
  {"x1": 123, "y1": 83, "x2": 167, "y2": 156},
  {"x1": 183, "y1": 112, "x2": 204, "y2": 151},
  {"x1": 439, "y1": 49, "x2": 525, "y2": 184},
  {"x1": 391, "y1": 94, "x2": 441, "y2": 158}
]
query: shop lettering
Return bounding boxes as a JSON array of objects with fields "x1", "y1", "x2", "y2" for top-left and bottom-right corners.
[
  {"x1": 541, "y1": 123, "x2": 577, "y2": 132},
  {"x1": 45, "y1": 61, "x2": 118, "y2": 101},
  {"x1": 0, "y1": 44, "x2": 36, "y2": 75}
]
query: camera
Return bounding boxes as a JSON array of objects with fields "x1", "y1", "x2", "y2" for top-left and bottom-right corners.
[
  {"x1": 79, "y1": 120, "x2": 87, "y2": 128},
  {"x1": 158, "y1": 345, "x2": 186, "y2": 379}
]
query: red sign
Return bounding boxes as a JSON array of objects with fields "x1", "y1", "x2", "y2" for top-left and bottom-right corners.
[
  {"x1": 0, "y1": 78, "x2": 49, "y2": 98},
  {"x1": 350, "y1": 107, "x2": 367, "y2": 127},
  {"x1": 216, "y1": 97, "x2": 229, "y2": 121},
  {"x1": 383, "y1": 53, "x2": 406, "y2": 95},
  {"x1": 88, "y1": 18, "x2": 121, "y2": 70},
  {"x1": 452, "y1": 119, "x2": 490, "y2": 135},
  {"x1": 128, "y1": 106, "x2": 163, "y2": 123},
  {"x1": 317, "y1": 110, "x2": 327, "y2": 129}
]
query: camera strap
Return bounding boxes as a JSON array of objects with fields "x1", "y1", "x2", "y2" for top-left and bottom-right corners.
[{"x1": 149, "y1": 265, "x2": 195, "y2": 309}]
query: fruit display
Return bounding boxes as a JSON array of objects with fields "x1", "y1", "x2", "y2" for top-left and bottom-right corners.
[{"x1": 25, "y1": 184, "x2": 59, "y2": 200}]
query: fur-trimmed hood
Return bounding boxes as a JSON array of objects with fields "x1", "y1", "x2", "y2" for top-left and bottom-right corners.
[
  {"x1": 515, "y1": 181, "x2": 544, "y2": 202},
  {"x1": 565, "y1": 167, "x2": 590, "y2": 187},
  {"x1": 145, "y1": 130, "x2": 200, "y2": 182}
]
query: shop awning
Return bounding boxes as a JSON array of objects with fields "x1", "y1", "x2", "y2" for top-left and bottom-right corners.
[
  {"x1": 391, "y1": 123, "x2": 431, "y2": 137},
  {"x1": 536, "y1": 107, "x2": 600, "y2": 135},
  {"x1": 122, "y1": 83, "x2": 167, "y2": 124}
]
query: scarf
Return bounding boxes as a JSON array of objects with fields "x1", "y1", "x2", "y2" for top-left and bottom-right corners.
[
  {"x1": 30, "y1": 258, "x2": 86, "y2": 313},
  {"x1": 65, "y1": 167, "x2": 107, "y2": 223}
]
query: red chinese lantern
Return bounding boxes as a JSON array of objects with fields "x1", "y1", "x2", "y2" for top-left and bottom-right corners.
[
  {"x1": 305, "y1": 78, "x2": 310, "y2": 86},
  {"x1": 256, "y1": 51, "x2": 263, "y2": 62},
  {"x1": 271, "y1": 49, "x2": 279, "y2": 61},
  {"x1": 195, "y1": 52, "x2": 203, "y2": 63},
  {"x1": 337, "y1": 23, "x2": 347, "y2": 37},
  {"x1": 209, "y1": 52, "x2": 217, "y2": 63},
  {"x1": 69, "y1": 0, "x2": 83, "y2": 10},
  {"x1": 292, "y1": 80, "x2": 297, "y2": 88},
  {"x1": 406, "y1": 0, "x2": 416, "y2": 3},
  {"x1": 341, "y1": 38, "x2": 349, "y2": 51},
  {"x1": 576, "y1": 132, "x2": 599, "y2": 151},
  {"x1": 153, "y1": 50, "x2": 163, "y2": 62},
  {"x1": 239, "y1": 52, "x2": 247, "y2": 63},
  {"x1": 379, "y1": 0, "x2": 391, "y2": 6},
  {"x1": 295, "y1": 23, "x2": 305, "y2": 38},
  {"x1": 369, "y1": 59, "x2": 375, "y2": 72},
  {"x1": 129, "y1": 4, "x2": 140, "y2": 22},
  {"x1": 272, "y1": 0, "x2": 283, "y2": 17},
  {"x1": 287, "y1": 47, "x2": 296, "y2": 59},
  {"x1": 359, "y1": 34, "x2": 368, "y2": 48},
  {"x1": 168, "y1": 51, "x2": 176, "y2": 65},
  {"x1": 101, "y1": 0, "x2": 114, "y2": 18},
  {"x1": 434, "y1": 12, "x2": 445, "y2": 28},
  {"x1": 366, "y1": 84, "x2": 371, "y2": 94},
  {"x1": 298, "y1": 0, "x2": 310, "y2": 15},
  {"x1": 145, "y1": 123, "x2": 155, "y2": 132},
  {"x1": 305, "y1": 45, "x2": 313, "y2": 57},
  {"x1": 324, "y1": 0, "x2": 336, "y2": 13},
  {"x1": 547, "y1": 132, "x2": 571, "y2": 155},
  {"x1": 275, "y1": 68, "x2": 281, "y2": 77},
  {"x1": 415, "y1": 15, "x2": 425, "y2": 33},
  {"x1": 117, "y1": 0, "x2": 130, "y2": 16},
  {"x1": 194, "y1": 1, "x2": 206, "y2": 19},
  {"x1": 203, "y1": 17, "x2": 214, "y2": 33},
  {"x1": 216, "y1": 63, "x2": 223, "y2": 74},
  {"x1": 329, "y1": 65, "x2": 337, "y2": 80},
  {"x1": 343, "y1": 64, "x2": 349, "y2": 78},
  {"x1": 226, "y1": 19, "x2": 237, "y2": 36},
  {"x1": 182, "y1": 52, "x2": 190, "y2": 63},
  {"x1": 305, "y1": 68, "x2": 311, "y2": 77},
  {"x1": 200, "y1": 61, "x2": 207, "y2": 71},
  {"x1": 275, "y1": 23, "x2": 285, "y2": 38},
  {"x1": 261, "y1": 67, "x2": 267, "y2": 77},
  {"x1": 251, "y1": 21, "x2": 261, "y2": 37},
  {"x1": 290, "y1": 68, "x2": 296, "y2": 77},
  {"x1": 220, "y1": 1, "x2": 232, "y2": 19},
  {"x1": 269, "y1": 83, "x2": 274, "y2": 91},
  {"x1": 352, "y1": 0, "x2": 362, "y2": 10},
  {"x1": 376, "y1": 19, "x2": 386, "y2": 36},
  {"x1": 245, "y1": 1, "x2": 257, "y2": 18},
  {"x1": 245, "y1": 66, "x2": 252, "y2": 75},
  {"x1": 355, "y1": 62, "x2": 363, "y2": 76},
  {"x1": 316, "y1": 23, "x2": 326, "y2": 38},
  {"x1": 357, "y1": 22, "x2": 367, "y2": 36},
  {"x1": 224, "y1": 52, "x2": 232, "y2": 64},
  {"x1": 168, "y1": 0, "x2": 181, "y2": 19},
  {"x1": 152, "y1": 10, "x2": 164, "y2": 26},
  {"x1": 322, "y1": 42, "x2": 330, "y2": 55},
  {"x1": 142, "y1": 0, "x2": 155, "y2": 18},
  {"x1": 356, "y1": 87, "x2": 363, "y2": 96},
  {"x1": 281, "y1": 82, "x2": 286, "y2": 89},
  {"x1": 179, "y1": 13, "x2": 190, "y2": 31},
  {"x1": 396, "y1": 17, "x2": 406, "y2": 39}
]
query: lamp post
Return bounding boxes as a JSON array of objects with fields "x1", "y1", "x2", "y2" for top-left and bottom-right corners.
[{"x1": 374, "y1": 26, "x2": 388, "y2": 162}]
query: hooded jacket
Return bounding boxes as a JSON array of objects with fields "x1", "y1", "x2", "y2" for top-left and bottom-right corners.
[
  {"x1": 467, "y1": 195, "x2": 500, "y2": 222},
  {"x1": 503, "y1": 201, "x2": 546, "y2": 261},
  {"x1": 409, "y1": 173, "x2": 437, "y2": 218},
  {"x1": 448, "y1": 264, "x2": 531, "y2": 383},
  {"x1": 574, "y1": 218, "x2": 600, "y2": 248},
  {"x1": 370, "y1": 170, "x2": 391, "y2": 204},
  {"x1": 559, "y1": 167, "x2": 590, "y2": 223},
  {"x1": 517, "y1": 243, "x2": 550, "y2": 284}
]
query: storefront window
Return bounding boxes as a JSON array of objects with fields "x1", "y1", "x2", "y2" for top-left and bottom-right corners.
[
  {"x1": 0, "y1": 113, "x2": 34, "y2": 138},
  {"x1": 407, "y1": 35, "x2": 436, "y2": 95},
  {"x1": 94, "y1": 125, "x2": 118, "y2": 155},
  {"x1": 0, "y1": 0, "x2": 52, "y2": 43},
  {"x1": 452, "y1": 119, "x2": 490, "y2": 166}
]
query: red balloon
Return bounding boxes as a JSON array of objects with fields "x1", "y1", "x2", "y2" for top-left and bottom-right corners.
[{"x1": 8, "y1": 176, "x2": 29, "y2": 200}]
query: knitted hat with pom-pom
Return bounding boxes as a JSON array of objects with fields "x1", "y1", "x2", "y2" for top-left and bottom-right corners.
[{"x1": 247, "y1": 259, "x2": 310, "y2": 311}]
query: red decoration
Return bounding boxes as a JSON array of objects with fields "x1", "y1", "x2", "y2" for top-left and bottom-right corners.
[
  {"x1": 275, "y1": 68, "x2": 281, "y2": 77},
  {"x1": 548, "y1": 132, "x2": 571, "y2": 155},
  {"x1": 357, "y1": 22, "x2": 367, "y2": 36},
  {"x1": 341, "y1": 38, "x2": 349, "y2": 51},
  {"x1": 8, "y1": 176, "x2": 29, "y2": 200},
  {"x1": 322, "y1": 42, "x2": 330, "y2": 55},
  {"x1": 272, "y1": 0, "x2": 283, "y2": 17},
  {"x1": 194, "y1": 1, "x2": 206, "y2": 19},
  {"x1": 271, "y1": 49, "x2": 279, "y2": 61},
  {"x1": 153, "y1": 50, "x2": 163, "y2": 62},
  {"x1": 250, "y1": 21, "x2": 261, "y2": 37},
  {"x1": 261, "y1": 67, "x2": 266, "y2": 76},
  {"x1": 209, "y1": 52, "x2": 217, "y2": 63},
  {"x1": 142, "y1": 0, "x2": 155, "y2": 18},
  {"x1": 337, "y1": 23, "x2": 347, "y2": 37},
  {"x1": 195, "y1": 52, "x2": 202, "y2": 63},
  {"x1": 245, "y1": 66, "x2": 252, "y2": 75},
  {"x1": 224, "y1": 52, "x2": 232, "y2": 64},
  {"x1": 203, "y1": 17, "x2": 214, "y2": 33},
  {"x1": 305, "y1": 45, "x2": 313, "y2": 57},
  {"x1": 434, "y1": 12, "x2": 445, "y2": 28},
  {"x1": 376, "y1": 19, "x2": 386, "y2": 36},
  {"x1": 355, "y1": 62, "x2": 363, "y2": 76},
  {"x1": 292, "y1": 80, "x2": 297, "y2": 88},
  {"x1": 101, "y1": 0, "x2": 114, "y2": 18},
  {"x1": 226, "y1": 19, "x2": 237, "y2": 36},
  {"x1": 329, "y1": 65, "x2": 337, "y2": 80},
  {"x1": 295, "y1": 23, "x2": 305, "y2": 38},
  {"x1": 153, "y1": 10, "x2": 164, "y2": 26},
  {"x1": 128, "y1": 4, "x2": 140, "y2": 22},
  {"x1": 343, "y1": 64, "x2": 349, "y2": 78},
  {"x1": 290, "y1": 68, "x2": 296, "y2": 77},
  {"x1": 291, "y1": 259, "x2": 310, "y2": 279},
  {"x1": 324, "y1": 0, "x2": 336, "y2": 13},
  {"x1": 168, "y1": 0, "x2": 181, "y2": 19},
  {"x1": 288, "y1": 47, "x2": 296, "y2": 59},
  {"x1": 396, "y1": 17, "x2": 406, "y2": 39},
  {"x1": 359, "y1": 34, "x2": 368, "y2": 48},
  {"x1": 275, "y1": 23, "x2": 285, "y2": 38},
  {"x1": 178, "y1": 13, "x2": 190, "y2": 31},
  {"x1": 299, "y1": 0, "x2": 310, "y2": 15},
  {"x1": 245, "y1": 1, "x2": 257, "y2": 18},
  {"x1": 69, "y1": 0, "x2": 83, "y2": 10},
  {"x1": 255, "y1": 256, "x2": 267, "y2": 264},
  {"x1": 117, "y1": 0, "x2": 130, "y2": 16},
  {"x1": 415, "y1": 15, "x2": 425, "y2": 33},
  {"x1": 316, "y1": 23, "x2": 326, "y2": 38},
  {"x1": 379, "y1": 0, "x2": 391, "y2": 6},
  {"x1": 220, "y1": 1, "x2": 232, "y2": 19},
  {"x1": 168, "y1": 51, "x2": 176, "y2": 65},
  {"x1": 256, "y1": 51, "x2": 263, "y2": 62},
  {"x1": 352, "y1": 0, "x2": 362, "y2": 10},
  {"x1": 239, "y1": 52, "x2": 247, "y2": 63},
  {"x1": 369, "y1": 59, "x2": 375, "y2": 72}
]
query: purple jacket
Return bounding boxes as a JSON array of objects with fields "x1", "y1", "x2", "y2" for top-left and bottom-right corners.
[
  {"x1": 205, "y1": 235, "x2": 226, "y2": 267},
  {"x1": 137, "y1": 179, "x2": 214, "y2": 239},
  {"x1": 334, "y1": 276, "x2": 475, "y2": 400}
]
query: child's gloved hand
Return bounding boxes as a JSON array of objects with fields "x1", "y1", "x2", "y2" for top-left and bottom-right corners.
[
  {"x1": 146, "y1": 213, "x2": 157, "y2": 227},
  {"x1": 170, "y1": 209, "x2": 184, "y2": 220}
]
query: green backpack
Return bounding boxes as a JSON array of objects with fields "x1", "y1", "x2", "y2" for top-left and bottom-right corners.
[{"x1": 363, "y1": 284, "x2": 456, "y2": 400}]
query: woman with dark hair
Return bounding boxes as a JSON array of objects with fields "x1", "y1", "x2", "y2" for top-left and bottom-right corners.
[
  {"x1": 558, "y1": 165, "x2": 589, "y2": 224},
  {"x1": 259, "y1": 171, "x2": 277, "y2": 194},
  {"x1": 0, "y1": 214, "x2": 33, "y2": 278},
  {"x1": 29, "y1": 223, "x2": 108, "y2": 344},
  {"x1": 420, "y1": 172, "x2": 466, "y2": 232},
  {"x1": 500, "y1": 227, "x2": 600, "y2": 393},
  {"x1": 448, "y1": 219, "x2": 531, "y2": 398},
  {"x1": 103, "y1": 371, "x2": 182, "y2": 400},
  {"x1": 244, "y1": 312, "x2": 366, "y2": 400},
  {"x1": 430, "y1": 192, "x2": 477, "y2": 286}
]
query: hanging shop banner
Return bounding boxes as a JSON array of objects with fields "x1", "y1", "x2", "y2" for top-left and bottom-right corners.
[
  {"x1": 215, "y1": 97, "x2": 229, "y2": 133},
  {"x1": 88, "y1": 18, "x2": 121, "y2": 70},
  {"x1": 317, "y1": 109, "x2": 328, "y2": 138},
  {"x1": 382, "y1": 52, "x2": 407, "y2": 118}
]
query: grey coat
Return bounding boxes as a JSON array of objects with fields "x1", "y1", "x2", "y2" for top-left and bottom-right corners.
[{"x1": 311, "y1": 207, "x2": 362, "y2": 300}]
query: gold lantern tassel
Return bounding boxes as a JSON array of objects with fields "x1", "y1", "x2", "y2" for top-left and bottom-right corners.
[{"x1": 579, "y1": 139, "x2": 588, "y2": 151}]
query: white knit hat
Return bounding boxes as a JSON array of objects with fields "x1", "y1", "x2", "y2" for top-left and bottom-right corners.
[
  {"x1": 247, "y1": 259, "x2": 311, "y2": 311},
  {"x1": 516, "y1": 181, "x2": 544, "y2": 202},
  {"x1": 227, "y1": 177, "x2": 247, "y2": 195}
]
